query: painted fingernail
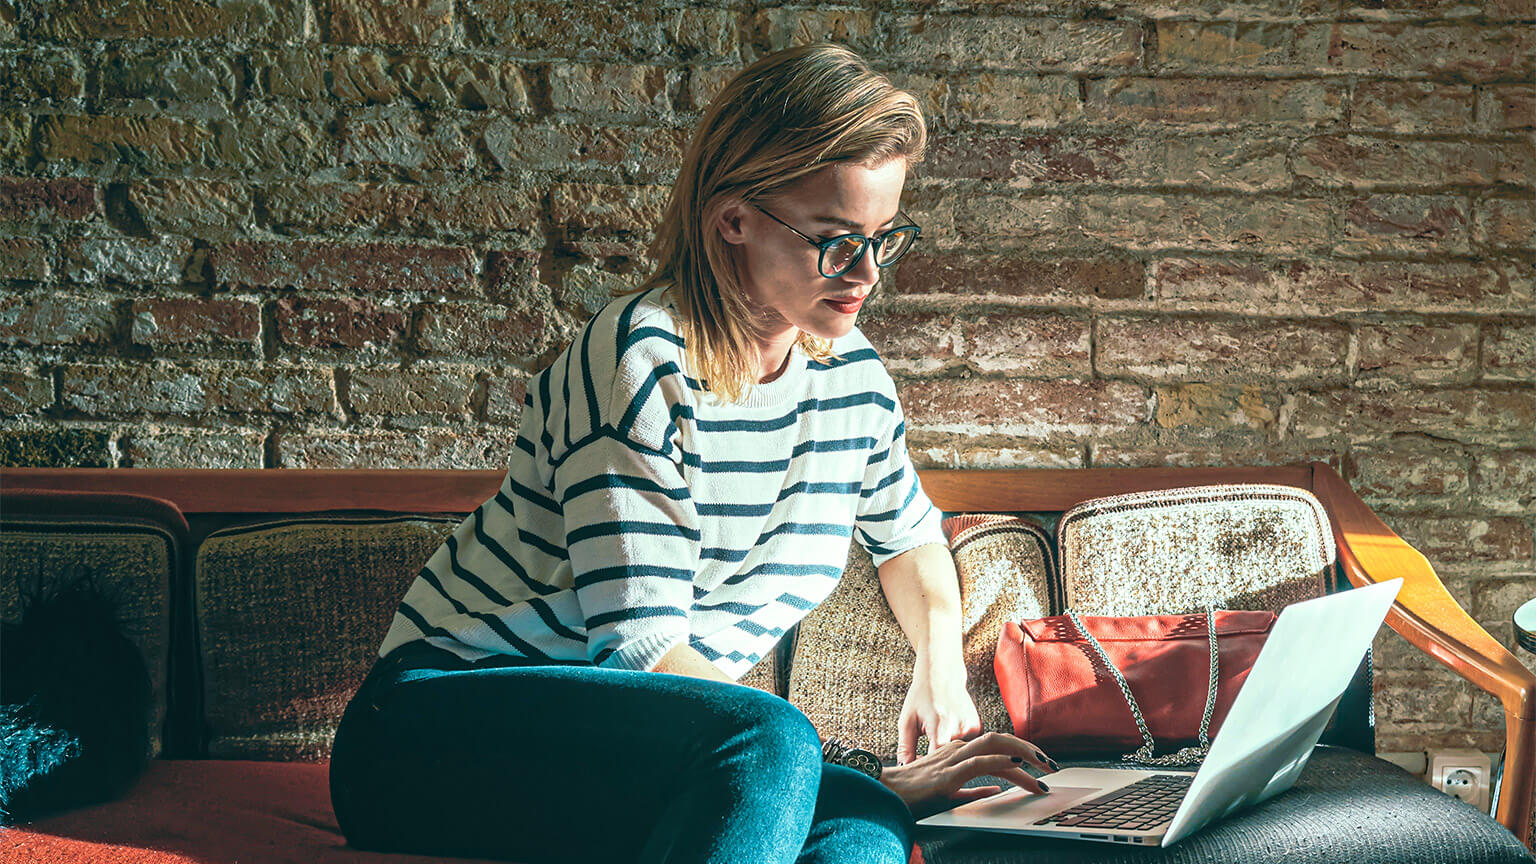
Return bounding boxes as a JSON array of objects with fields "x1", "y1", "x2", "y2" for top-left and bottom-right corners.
[
  {"x1": 1039, "y1": 781, "x2": 1051, "y2": 792},
  {"x1": 1011, "y1": 756, "x2": 1023, "y2": 763},
  {"x1": 1048, "y1": 759, "x2": 1062, "y2": 772}
]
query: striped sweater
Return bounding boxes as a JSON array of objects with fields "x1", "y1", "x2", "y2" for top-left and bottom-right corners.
[{"x1": 378, "y1": 285, "x2": 946, "y2": 680}]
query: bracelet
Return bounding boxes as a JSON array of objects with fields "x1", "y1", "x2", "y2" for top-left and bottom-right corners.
[{"x1": 822, "y1": 738, "x2": 882, "y2": 780}]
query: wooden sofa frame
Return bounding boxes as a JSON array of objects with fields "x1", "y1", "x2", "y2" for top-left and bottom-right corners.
[{"x1": 4, "y1": 460, "x2": 1532, "y2": 848}]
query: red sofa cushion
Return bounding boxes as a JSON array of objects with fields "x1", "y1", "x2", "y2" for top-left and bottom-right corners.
[{"x1": 0, "y1": 760, "x2": 506, "y2": 864}]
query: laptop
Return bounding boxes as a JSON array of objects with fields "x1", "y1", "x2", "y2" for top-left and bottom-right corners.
[{"x1": 917, "y1": 578, "x2": 1404, "y2": 848}]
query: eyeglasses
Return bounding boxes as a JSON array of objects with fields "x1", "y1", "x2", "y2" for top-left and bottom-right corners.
[{"x1": 750, "y1": 203, "x2": 922, "y2": 279}]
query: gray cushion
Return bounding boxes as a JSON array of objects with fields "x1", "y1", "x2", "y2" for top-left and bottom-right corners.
[{"x1": 916, "y1": 746, "x2": 1533, "y2": 863}]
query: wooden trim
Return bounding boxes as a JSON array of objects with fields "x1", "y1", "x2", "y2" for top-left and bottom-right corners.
[
  {"x1": 1312, "y1": 462, "x2": 1536, "y2": 847},
  {"x1": 911, "y1": 465, "x2": 1314, "y2": 512}
]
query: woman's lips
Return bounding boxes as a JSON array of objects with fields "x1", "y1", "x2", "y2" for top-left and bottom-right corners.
[{"x1": 824, "y1": 296, "x2": 864, "y2": 314}]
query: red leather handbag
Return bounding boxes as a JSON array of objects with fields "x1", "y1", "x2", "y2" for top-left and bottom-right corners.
[{"x1": 995, "y1": 609, "x2": 1277, "y2": 763}]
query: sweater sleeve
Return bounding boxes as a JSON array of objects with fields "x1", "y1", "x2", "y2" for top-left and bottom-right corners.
[{"x1": 853, "y1": 393, "x2": 946, "y2": 568}]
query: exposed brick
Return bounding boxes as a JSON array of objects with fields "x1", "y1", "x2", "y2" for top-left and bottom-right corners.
[
  {"x1": 1341, "y1": 195, "x2": 1469, "y2": 255},
  {"x1": 0, "y1": 426, "x2": 113, "y2": 467},
  {"x1": 1473, "y1": 198, "x2": 1535, "y2": 251},
  {"x1": 1152, "y1": 382, "x2": 1279, "y2": 433},
  {"x1": 1479, "y1": 85, "x2": 1535, "y2": 132},
  {"x1": 273, "y1": 296, "x2": 409, "y2": 352},
  {"x1": 416, "y1": 301, "x2": 548, "y2": 360},
  {"x1": 31, "y1": 0, "x2": 306, "y2": 42},
  {"x1": 1085, "y1": 78, "x2": 1343, "y2": 125},
  {"x1": 558, "y1": 261, "x2": 636, "y2": 318},
  {"x1": 277, "y1": 427, "x2": 520, "y2": 469},
  {"x1": 907, "y1": 430, "x2": 1083, "y2": 469},
  {"x1": 885, "y1": 15, "x2": 1142, "y2": 71},
  {"x1": 1151, "y1": 258, "x2": 1279, "y2": 311},
  {"x1": 347, "y1": 364, "x2": 479, "y2": 417},
  {"x1": 889, "y1": 255, "x2": 1146, "y2": 301},
  {"x1": 209, "y1": 100, "x2": 335, "y2": 174},
  {"x1": 0, "y1": 178, "x2": 98, "y2": 223},
  {"x1": 461, "y1": 1, "x2": 735, "y2": 59},
  {"x1": 748, "y1": 8, "x2": 880, "y2": 57},
  {"x1": 1294, "y1": 136, "x2": 1534, "y2": 189},
  {"x1": 941, "y1": 73, "x2": 1083, "y2": 128},
  {"x1": 37, "y1": 114, "x2": 211, "y2": 167},
  {"x1": 858, "y1": 310, "x2": 962, "y2": 376},
  {"x1": 1475, "y1": 450, "x2": 1536, "y2": 514},
  {"x1": 263, "y1": 182, "x2": 538, "y2": 236},
  {"x1": 1339, "y1": 0, "x2": 1487, "y2": 18},
  {"x1": 0, "y1": 115, "x2": 30, "y2": 167},
  {"x1": 485, "y1": 369, "x2": 529, "y2": 421},
  {"x1": 479, "y1": 119, "x2": 687, "y2": 179},
  {"x1": 1389, "y1": 514, "x2": 1533, "y2": 563},
  {"x1": 0, "y1": 292, "x2": 116, "y2": 346},
  {"x1": 324, "y1": 0, "x2": 454, "y2": 46},
  {"x1": 548, "y1": 63, "x2": 676, "y2": 119},
  {"x1": 1352, "y1": 81, "x2": 1474, "y2": 133},
  {"x1": 684, "y1": 65, "x2": 739, "y2": 113},
  {"x1": 99, "y1": 47, "x2": 240, "y2": 103},
  {"x1": 338, "y1": 104, "x2": 475, "y2": 171},
  {"x1": 899, "y1": 378, "x2": 1149, "y2": 436},
  {"x1": 388, "y1": 54, "x2": 529, "y2": 111},
  {"x1": 1483, "y1": 320, "x2": 1535, "y2": 382},
  {"x1": 210, "y1": 240, "x2": 476, "y2": 294},
  {"x1": 128, "y1": 178, "x2": 252, "y2": 236},
  {"x1": 1153, "y1": 21, "x2": 1331, "y2": 73},
  {"x1": 1374, "y1": 669, "x2": 1475, "y2": 732},
  {"x1": 0, "y1": 365, "x2": 53, "y2": 414},
  {"x1": 0, "y1": 47, "x2": 84, "y2": 100},
  {"x1": 1090, "y1": 442, "x2": 1341, "y2": 469},
  {"x1": 0, "y1": 238, "x2": 50, "y2": 281},
  {"x1": 1328, "y1": 24, "x2": 1535, "y2": 81},
  {"x1": 1357, "y1": 323, "x2": 1478, "y2": 384},
  {"x1": 551, "y1": 183, "x2": 668, "y2": 239},
  {"x1": 130, "y1": 297, "x2": 261, "y2": 356},
  {"x1": 1101, "y1": 317, "x2": 1351, "y2": 383},
  {"x1": 62, "y1": 236, "x2": 193, "y2": 285},
  {"x1": 1291, "y1": 388, "x2": 1536, "y2": 446},
  {"x1": 123, "y1": 427, "x2": 265, "y2": 468},
  {"x1": 1474, "y1": 577, "x2": 1536, "y2": 632},
  {"x1": 920, "y1": 133, "x2": 1289, "y2": 192},
  {"x1": 62, "y1": 362, "x2": 336, "y2": 416},
  {"x1": 249, "y1": 48, "x2": 327, "y2": 100},
  {"x1": 959, "y1": 312, "x2": 1091, "y2": 376},
  {"x1": 484, "y1": 249, "x2": 542, "y2": 302},
  {"x1": 1347, "y1": 439, "x2": 1471, "y2": 510}
]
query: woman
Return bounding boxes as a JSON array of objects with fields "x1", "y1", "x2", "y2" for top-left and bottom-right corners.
[{"x1": 329, "y1": 42, "x2": 1054, "y2": 864}]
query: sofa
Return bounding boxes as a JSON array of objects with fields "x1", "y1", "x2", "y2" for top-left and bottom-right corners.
[{"x1": 0, "y1": 463, "x2": 1531, "y2": 864}]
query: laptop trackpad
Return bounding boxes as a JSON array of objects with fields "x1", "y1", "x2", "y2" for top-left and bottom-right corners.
[{"x1": 920, "y1": 786, "x2": 1104, "y2": 828}]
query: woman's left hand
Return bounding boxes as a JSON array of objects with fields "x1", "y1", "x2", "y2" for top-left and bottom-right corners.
[{"x1": 896, "y1": 656, "x2": 981, "y2": 765}]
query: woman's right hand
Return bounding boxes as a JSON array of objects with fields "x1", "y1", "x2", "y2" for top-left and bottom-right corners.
[{"x1": 878, "y1": 732, "x2": 1060, "y2": 819}]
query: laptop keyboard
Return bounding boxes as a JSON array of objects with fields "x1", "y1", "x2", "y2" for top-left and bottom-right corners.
[{"x1": 1033, "y1": 772, "x2": 1194, "y2": 832}]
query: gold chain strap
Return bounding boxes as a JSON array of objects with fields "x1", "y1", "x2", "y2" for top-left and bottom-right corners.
[{"x1": 1063, "y1": 607, "x2": 1220, "y2": 767}]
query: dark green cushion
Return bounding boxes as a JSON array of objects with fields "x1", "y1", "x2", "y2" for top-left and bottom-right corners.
[{"x1": 917, "y1": 746, "x2": 1533, "y2": 863}]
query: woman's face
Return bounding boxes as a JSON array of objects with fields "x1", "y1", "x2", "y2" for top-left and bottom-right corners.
[{"x1": 718, "y1": 157, "x2": 908, "y2": 350}]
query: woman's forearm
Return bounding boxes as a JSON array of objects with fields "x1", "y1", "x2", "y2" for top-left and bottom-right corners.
[
  {"x1": 651, "y1": 640, "x2": 736, "y2": 683},
  {"x1": 876, "y1": 542, "x2": 964, "y2": 664}
]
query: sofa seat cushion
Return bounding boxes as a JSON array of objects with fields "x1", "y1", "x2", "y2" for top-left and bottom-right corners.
[
  {"x1": 0, "y1": 760, "x2": 507, "y2": 864},
  {"x1": 915, "y1": 746, "x2": 1533, "y2": 863}
]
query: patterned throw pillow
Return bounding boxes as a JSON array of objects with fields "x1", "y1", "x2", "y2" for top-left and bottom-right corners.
[
  {"x1": 1057, "y1": 484, "x2": 1336, "y2": 616},
  {"x1": 787, "y1": 518, "x2": 1052, "y2": 762}
]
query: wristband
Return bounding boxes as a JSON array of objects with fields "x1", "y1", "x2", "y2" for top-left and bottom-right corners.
[{"x1": 822, "y1": 738, "x2": 882, "y2": 780}]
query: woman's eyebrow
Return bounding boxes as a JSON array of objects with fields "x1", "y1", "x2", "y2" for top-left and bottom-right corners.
[{"x1": 811, "y1": 213, "x2": 899, "y2": 230}]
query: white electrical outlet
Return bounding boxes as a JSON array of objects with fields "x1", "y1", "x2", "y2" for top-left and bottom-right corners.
[{"x1": 1429, "y1": 749, "x2": 1492, "y2": 811}]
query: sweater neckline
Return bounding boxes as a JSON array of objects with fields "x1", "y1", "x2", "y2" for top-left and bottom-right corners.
[{"x1": 655, "y1": 287, "x2": 809, "y2": 410}]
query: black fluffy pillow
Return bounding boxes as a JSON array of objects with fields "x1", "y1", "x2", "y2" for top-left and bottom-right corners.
[{"x1": 1, "y1": 565, "x2": 153, "y2": 825}]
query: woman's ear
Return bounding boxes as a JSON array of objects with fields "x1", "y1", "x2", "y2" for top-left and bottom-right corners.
[{"x1": 716, "y1": 199, "x2": 750, "y2": 245}]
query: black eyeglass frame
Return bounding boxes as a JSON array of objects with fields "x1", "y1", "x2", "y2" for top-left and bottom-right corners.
[{"x1": 750, "y1": 203, "x2": 922, "y2": 279}]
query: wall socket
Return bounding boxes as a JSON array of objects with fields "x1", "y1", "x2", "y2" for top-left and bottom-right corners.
[{"x1": 1429, "y1": 749, "x2": 1493, "y2": 811}]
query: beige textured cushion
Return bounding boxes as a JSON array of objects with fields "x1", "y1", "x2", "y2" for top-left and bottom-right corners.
[
  {"x1": 1058, "y1": 484, "x2": 1335, "y2": 616},
  {"x1": 0, "y1": 520, "x2": 176, "y2": 758},
  {"x1": 735, "y1": 650, "x2": 782, "y2": 697},
  {"x1": 196, "y1": 515, "x2": 458, "y2": 760},
  {"x1": 788, "y1": 519, "x2": 1051, "y2": 761}
]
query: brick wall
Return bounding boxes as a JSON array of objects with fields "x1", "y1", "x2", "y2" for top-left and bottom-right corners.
[{"x1": 0, "y1": 1, "x2": 1531, "y2": 760}]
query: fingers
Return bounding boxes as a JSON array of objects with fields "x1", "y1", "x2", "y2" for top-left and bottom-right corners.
[
  {"x1": 948, "y1": 731, "x2": 1057, "y2": 774},
  {"x1": 949, "y1": 785, "x2": 1004, "y2": 803},
  {"x1": 897, "y1": 710, "x2": 920, "y2": 765},
  {"x1": 958, "y1": 754, "x2": 1051, "y2": 794}
]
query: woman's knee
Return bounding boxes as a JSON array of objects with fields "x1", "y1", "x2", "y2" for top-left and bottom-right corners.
[
  {"x1": 698, "y1": 685, "x2": 823, "y2": 783},
  {"x1": 801, "y1": 764, "x2": 914, "y2": 864}
]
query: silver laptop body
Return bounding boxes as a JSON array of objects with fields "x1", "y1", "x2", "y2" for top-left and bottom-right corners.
[{"x1": 917, "y1": 578, "x2": 1403, "y2": 848}]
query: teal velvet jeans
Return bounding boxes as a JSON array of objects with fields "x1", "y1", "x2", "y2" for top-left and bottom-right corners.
[{"x1": 329, "y1": 642, "x2": 914, "y2": 863}]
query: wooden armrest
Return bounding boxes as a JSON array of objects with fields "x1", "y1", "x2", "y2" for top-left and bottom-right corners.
[{"x1": 1312, "y1": 462, "x2": 1536, "y2": 848}]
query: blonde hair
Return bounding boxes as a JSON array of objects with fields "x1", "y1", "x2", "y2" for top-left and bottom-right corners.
[{"x1": 620, "y1": 43, "x2": 927, "y2": 404}]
